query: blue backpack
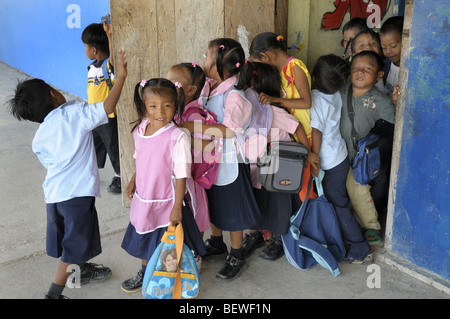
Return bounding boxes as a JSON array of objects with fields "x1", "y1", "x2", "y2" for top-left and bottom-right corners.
[
  {"x1": 347, "y1": 86, "x2": 381, "y2": 185},
  {"x1": 351, "y1": 133, "x2": 380, "y2": 185},
  {"x1": 142, "y1": 224, "x2": 201, "y2": 299},
  {"x1": 282, "y1": 171, "x2": 346, "y2": 276}
]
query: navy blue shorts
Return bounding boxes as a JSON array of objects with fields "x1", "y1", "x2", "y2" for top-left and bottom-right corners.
[{"x1": 46, "y1": 197, "x2": 102, "y2": 264}]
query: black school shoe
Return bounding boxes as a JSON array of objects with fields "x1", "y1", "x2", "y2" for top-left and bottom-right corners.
[
  {"x1": 79, "y1": 263, "x2": 112, "y2": 285},
  {"x1": 242, "y1": 232, "x2": 265, "y2": 258},
  {"x1": 121, "y1": 270, "x2": 144, "y2": 293},
  {"x1": 216, "y1": 255, "x2": 248, "y2": 282},
  {"x1": 203, "y1": 239, "x2": 228, "y2": 258},
  {"x1": 260, "y1": 237, "x2": 284, "y2": 261},
  {"x1": 107, "y1": 176, "x2": 121, "y2": 194}
]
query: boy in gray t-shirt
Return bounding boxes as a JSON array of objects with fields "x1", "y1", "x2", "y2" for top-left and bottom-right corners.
[{"x1": 340, "y1": 51, "x2": 395, "y2": 245}]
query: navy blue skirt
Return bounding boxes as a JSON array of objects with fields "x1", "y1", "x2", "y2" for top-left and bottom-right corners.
[
  {"x1": 206, "y1": 163, "x2": 261, "y2": 231},
  {"x1": 252, "y1": 187, "x2": 301, "y2": 235},
  {"x1": 121, "y1": 199, "x2": 206, "y2": 261}
]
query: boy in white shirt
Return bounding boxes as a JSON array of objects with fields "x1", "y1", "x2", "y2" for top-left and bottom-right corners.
[
  {"x1": 310, "y1": 54, "x2": 373, "y2": 264},
  {"x1": 379, "y1": 16, "x2": 404, "y2": 98},
  {"x1": 8, "y1": 50, "x2": 127, "y2": 298}
]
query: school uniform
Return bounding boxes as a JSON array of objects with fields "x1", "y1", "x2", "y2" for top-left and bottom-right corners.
[
  {"x1": 121, "y1": 120, "x2": 206, "y2": 261},
  {"x1": 311, "y1": 89, "x2": 370, "y2": 259},
  {"x1": 200, "y1": 77, "x2": 261, "y2": 231},
  {"x1": 32, "y1": 100, "x2": 108, "y2": 264}
]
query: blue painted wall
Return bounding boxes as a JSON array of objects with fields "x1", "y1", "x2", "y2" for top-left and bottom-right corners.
[
  {"x1": 0, "y1": 0, "x2": 110, "y2": 100},
  {"x1": 392, "y1": 0, "x2": 450, "y2": 281}
]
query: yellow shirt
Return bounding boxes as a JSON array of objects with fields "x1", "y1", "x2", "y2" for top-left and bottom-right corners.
[
  {"x1": 280, "y1": 57, "x2": 312, "y2": 140},
  {"x1": 87, "y1": 58, "x2": 116, "y2": 118}
]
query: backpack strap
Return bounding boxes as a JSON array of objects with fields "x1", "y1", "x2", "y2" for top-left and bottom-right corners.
[
  {"x1": 346, "y1": 86, "x2": 359, "y2": 152},
  {"x1": 102, "y1": 57, "x2": 113, "y2": 91},
  {"x1": 383, "y1": 58, "x2": 392, "y2": 86},
  {"x1": 168, "y1": 223, "x2": 184, "y2": 299},
  {"x1": 298, "y1": 236, "x2": 341, "y2": 277}
]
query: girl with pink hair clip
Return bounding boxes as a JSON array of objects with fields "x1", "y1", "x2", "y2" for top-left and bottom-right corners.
[{"x1": 181, "y1": 38, "x2": 260, "y2": 282}]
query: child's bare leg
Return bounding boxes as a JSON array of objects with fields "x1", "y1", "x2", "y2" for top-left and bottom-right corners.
[
  {"x1": 230, "y1": 230, "x2": 244, "y2": 259},
  {"x1": 54, "y1": 261, "x2": 72, "y2": 286},
  {"x1": 45, "y1": 261, "x2": 71, "y2": 299},
  {"x1": 205, "y1": 224, "x2": 227, "y2": 256},
  {"x1": 210, "y1": 223, "x2": 223, "y2": 237}
]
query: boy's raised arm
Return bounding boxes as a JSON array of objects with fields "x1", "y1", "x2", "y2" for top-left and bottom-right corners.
[
  {"x1": 103, "y1": 49, "x2": 127, "y2": 115},
  {"x1": 103, "y1": 14, "x2": 114, "y2": 68}
]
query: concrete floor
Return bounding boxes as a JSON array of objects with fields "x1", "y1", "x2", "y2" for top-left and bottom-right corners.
[{"x1": 0, "y1": 61, "x2": 448, "y2": 301}]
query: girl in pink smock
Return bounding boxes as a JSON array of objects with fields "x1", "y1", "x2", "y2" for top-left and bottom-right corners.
[
  {"x1": 120, "y1": 78, "x2": 205, "y2": 293},
  {"x1": 182, "y1": 38, "x2": 261, "y2": 281}
]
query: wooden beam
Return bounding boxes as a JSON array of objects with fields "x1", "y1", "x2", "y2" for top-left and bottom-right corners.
[{"x1": 110, "y1": 0, "x2": 287, "y2": 206}]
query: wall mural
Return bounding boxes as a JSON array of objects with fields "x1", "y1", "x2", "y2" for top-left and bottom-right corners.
[{"x1": 321, "y1": 0, "x2": 389, "y2": 30}]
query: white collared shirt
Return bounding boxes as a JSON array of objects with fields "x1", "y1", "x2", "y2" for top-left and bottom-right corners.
[
  {"x1": 32, "y1": 100, "x2": 108, "y2": 203},
  {"x1": 310, "y1": 90, "x2": 348, "y2": 170}
]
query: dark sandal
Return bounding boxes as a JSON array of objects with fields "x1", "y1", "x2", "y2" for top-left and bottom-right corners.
[{"x1": 364, "y1": 229, "x2": 381, "y2": 245}]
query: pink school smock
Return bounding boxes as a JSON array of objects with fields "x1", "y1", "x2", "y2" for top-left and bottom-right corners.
[{"x1": 130, "y1": 120, "x2": 191, "y2": 234}]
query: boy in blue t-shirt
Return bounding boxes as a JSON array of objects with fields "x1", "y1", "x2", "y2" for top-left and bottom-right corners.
[{"x1": 8, "y1": 50, "x2": 128, "y2": 299}]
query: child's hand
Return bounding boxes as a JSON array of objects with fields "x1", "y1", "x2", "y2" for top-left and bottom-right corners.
[
  {"x1": 169, "y1": 207, "x2": 182, "y2": 226},
  {"x1": 311, "y1": 165, "x2": 320, "y2": 178},
  {"x1": 259, "y1": 92, "x2": 278, "y2": 106},
  {"x1": 307, "y1": 152, "x2": 321, "y2": 175},
  {"x1": 126, "y1": 174, "x2": 136, "y2": 200},
  {"x1": 102, "y1": 14, "x2": 112, "y2": 36},
  {"x1": 392, "y1": 83, "x2": 400, "y2": 106},
  {"x1": 116, "y1": 49, "x2": 128, "y2": 80}
]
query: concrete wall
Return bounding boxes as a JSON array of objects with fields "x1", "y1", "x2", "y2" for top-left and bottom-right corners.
[
  {"x1": 0, "y1": 0, "x2": 110, "y2": 100},
  {"x1": 387, "y1": 0, "x2": 450, "y2": 282}
]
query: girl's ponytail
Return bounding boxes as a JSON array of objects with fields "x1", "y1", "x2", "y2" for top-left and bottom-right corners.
[
  {"x1": 209, "y1": 38, "x2": 249, "y2": 90},
  {"x1": 131, "y1": 80, "x2": 149, "y2": 132},
  {"x1": 175, "y1": 83, "x2": 186, "y2": 120},
  {"x1": 249, "y1": 32, "x2": 287, "y2": 59},
  {"x1": 173, "y1": 62, "x2": 206, "y2": 100}
]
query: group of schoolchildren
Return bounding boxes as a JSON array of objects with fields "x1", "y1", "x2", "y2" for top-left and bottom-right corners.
[{"x1": 7, "y1": 15, "x2": 403, "y2": 299}]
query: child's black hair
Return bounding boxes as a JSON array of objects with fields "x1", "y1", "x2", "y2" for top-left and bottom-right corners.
[
  {"x1": 312, "y1": 54, "x2": 349, "y2": 94},
  {"x1": 172, "y1": 63, "x2": 206, "y2": 100},
  {"x1": 132, "y1": 78, "x2": 185, "y2": 131},
  {"x1": 380, "y1": 16, "x2": 404, "y2": 36},
  {"x1": 246, "y1": 61, "x2": 281, "y2": 98},
  {"x1": 81, "y1": 23, "x2": 110, "y2": 55},
  {"x1": 342, "y1": 18, "x2": 370, "y2": 55},
  {"x1": 8, "y1": 79, "x2": 57, "y2": 123},
  {"x1": 342, "y1": 17, "x2": 369, "y2": 33},
  {"x1": 351, "y1": 50, "x2": 385, "y2": 72},
  {"x1": 351, "y1": 29, "x2": 382, "y2": 55},
  {"x1": 208, "y1": 38, "x2": 248, "y2": 90},
  {"x1": 249, "y1": 32, "x2": 288, "y2": 59}
]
